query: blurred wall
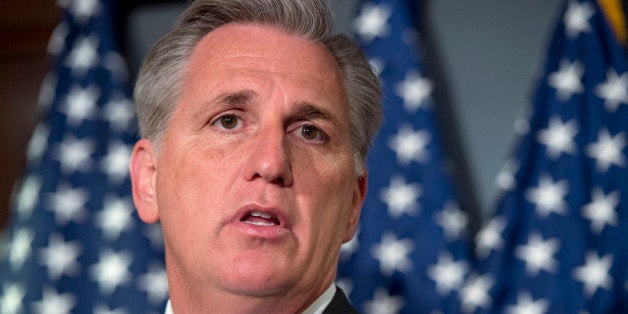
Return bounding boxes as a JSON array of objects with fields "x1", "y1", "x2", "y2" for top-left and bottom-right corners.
[{"x1": 0, "y1": 1, "x2": 59, "y2": 230}]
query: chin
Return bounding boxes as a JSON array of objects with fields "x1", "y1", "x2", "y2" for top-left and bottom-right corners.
[
  {"x1": 221, "y1": 271, "x2": 295, "y2": 298},
  {"x1": 220, "y1": 255, "x2": 297, "y2": 297}
]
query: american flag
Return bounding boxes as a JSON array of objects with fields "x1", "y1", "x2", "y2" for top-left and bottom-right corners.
[
  {"x1": 0, "y1": 0, "x2": 167, "y2": 313},
  {"x1": 336, "y1": 0, "x2": 472, "y2": 312},
  {"x1": 474, "y1": 0, "x2": 628, "y2": 312}
]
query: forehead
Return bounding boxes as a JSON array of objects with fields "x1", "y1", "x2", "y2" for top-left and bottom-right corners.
[{"x1": 185, "y1": 23, "x2": 345, "y2": 93}]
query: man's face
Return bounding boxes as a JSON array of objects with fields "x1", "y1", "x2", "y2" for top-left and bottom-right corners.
[{"x1": 131, "y1": 23, "x2": 366, "y2": 301}]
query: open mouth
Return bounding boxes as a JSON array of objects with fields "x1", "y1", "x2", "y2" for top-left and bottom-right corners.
[{"x1": 240, "y1": 211, "x2": 281, "y2": 226}]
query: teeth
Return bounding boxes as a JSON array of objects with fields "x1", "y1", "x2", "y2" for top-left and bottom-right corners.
[
  {"x1": 250, "y1": 211, "x2": 273, "y2": 219},
  {"x1": 242, "y1": 210, "x2": 280, "y2": 226},
  {"x1": 245, "y1": 220, "x2": 276, "y2": 226}
]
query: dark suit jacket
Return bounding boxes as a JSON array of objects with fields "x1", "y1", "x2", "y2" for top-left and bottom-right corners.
[{"x1": 323, "y1": 287, "x2": 358, "y2": 314}]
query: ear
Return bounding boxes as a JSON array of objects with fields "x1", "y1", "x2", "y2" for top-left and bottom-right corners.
[
  {"x1": 343, "y1": 171, "x2": 367, "y2": 243},
  {"x1": 130, "y1": 139, "x2": 160, "y2": 224}
]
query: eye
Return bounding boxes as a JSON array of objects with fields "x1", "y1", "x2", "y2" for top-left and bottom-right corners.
[
  {"x1": 213, "y1": 114, "x2": 241, "y2": 130},
  {"x1": 298, "y1": 124, "x2": 326, "y2": 142}
]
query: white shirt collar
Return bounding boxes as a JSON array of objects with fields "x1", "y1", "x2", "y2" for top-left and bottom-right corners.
[
  {"x1": 302, "y1": 283, "x2": 336, "y2": 314},
  {"x1": 164, "y1": 284, "x2": 336, "y2": 314}
]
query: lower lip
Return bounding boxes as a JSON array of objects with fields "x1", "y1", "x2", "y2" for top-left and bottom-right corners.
[{"x1": 231, "y1": 221, "x2": 291, "y2": 240}]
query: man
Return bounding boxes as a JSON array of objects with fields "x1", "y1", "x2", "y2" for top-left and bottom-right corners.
[{"x1": 129, "y1": 0, "x2": 382, "y2": 312}]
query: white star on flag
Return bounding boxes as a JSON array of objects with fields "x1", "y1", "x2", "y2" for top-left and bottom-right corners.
[
  {"x1": 475, "y1": 217, "x2": 506, "y2": 259},
  {"x1": 595, "y1": 69, "x2": 628, "y2": 112},
  {"x1": 31, "y1": 286, "x2": 77, "y2": 314},
  {"x1": 353, "y1": 3, "x2": 392, "y2": 43},
  {"x1": 582, "y1": 189, "x2": 619, "y2": 234},
  {"x1": 138, "y1": 263, "x2": 169, "y2": 306},
  {"x1": 536, "y1": 117, "x2": 578, "y2": 159},
  {"x1": 103, "y1": 97, "x2": 136, "y2": 131},
  {"x1": 62, "y1": 85, "x2": 100, "y2": 126},
  {"x1": 495, "y1": 159, "x2": 518, "y2": 191},
  {"x1": 515, "y1": 233, "x2": 561, "y2": 276},
  {"x1": 548, "y1": 59, "x2": 584, "y2": 100},
  {"x1": 572, "y1": 251, "x2": 613, "y2": 297},
  {"x1": 95, "y1": 195, "x2": 135, "y2": 240},
  {"x1": 395, "y1": 71, "x2": 434, "y2": 112},
  {"x1": 428, "y1": 252, "x2": 469, "y2": 295},
  {"x1": 388, "y1": 124, "x2": 430, "y2": 165},
  {"x1": 507, "y1": 293, "x2": 550, "y2": 314},
  {"x1": 100, "y1": 141, "x2": 133, "y2": 183},
  {"x1": 90, "y1": 249, "x2": 133, "y2": 295},
  {"x1": 364, "y1": 288, "x2": 405, "y2": 314},
  {"x1": 46, "y1": 184, "x2": 89, "y2": 225},
  {"x1": 26, "y1": 124, "x2": 49, "y2": 162},
  {"x1": 0, "y1": 283, "x2": 26, "y2": 314},
  {"x1": 37, "y1": 73, "x2": 57, "y2": 111},
  {"x1": 38, "y1": 234, "x2": 82, "y2": 280},
  {"x1": 371, "y1": 232, "x2": 414, "y2": 276},
  {"x1": 435, "y1": 202, "x2": 468, "y2": 240},
  {"x1": 379, "y1": 176, "x2": 422, "y2": 218},
  {"x1": 564, "y1": 1, "x2": 594, "y2": 38},
  {"x1": 70, "y1": 0, "x2": 101, "y2": 24},
  {"x1": 460, "y1": 274, "x2": 494, "y2": 313},
  {"x1": 54, "y1": 135, "x2": 96, "y2": 174},
  {"x1": 15, "y1": 175, "x2": 42, "y2": 220},
  {"x1": 586, "y1": 129, "x2": 626, "y2": 172},
  {"x1": 65, "y1": 35, "x2": 99, "y2": 75},
  {"x1": 8, "y1": 228, "x2": 35, "y2": 271},
  {"x1": 47, "y1": 22, "x2": 69, "y2": 56},
  {"x1": 525, "y1": 175, "x2": 569, "y2": 217}
]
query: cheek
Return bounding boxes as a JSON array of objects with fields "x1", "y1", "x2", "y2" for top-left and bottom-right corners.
[
  {"x1": 155, "y1": 146, "x2": 234, "y2": 266},
  {"x1": 160, "y1": 135, "x2": 237, "y2": 187},
  {"x1": 155, "y1": 143, "x2": 227, "y2": 225},
  {"x1": 294, "y1": 174, "x2": 356, "y2": 266},
  {"x1": 293, "y1": 154, "x2": 356, "y2": 226}
]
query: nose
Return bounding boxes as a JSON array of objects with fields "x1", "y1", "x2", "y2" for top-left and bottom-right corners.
[{"x1": 243, "y1": 127, "x2": 293, "y2": 187}]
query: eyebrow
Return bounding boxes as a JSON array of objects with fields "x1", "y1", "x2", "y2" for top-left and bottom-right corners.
[
  {"x1": 290, "y1": 102, "x2": 340, "y2": 128},
  {"x1": 195, "y1": 89, "x2": 256, "y2": 121},
  {"x1": 214, "y1": 89, "x2": 257, "y2": 107}
]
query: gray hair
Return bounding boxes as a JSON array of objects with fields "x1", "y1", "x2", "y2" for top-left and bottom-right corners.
[{"x1": 134, "y1": 0, "x2": 382, "y2": 176}]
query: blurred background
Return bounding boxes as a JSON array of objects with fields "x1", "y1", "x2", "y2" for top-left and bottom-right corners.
[
  {"x1": 0, "y1": 0, "x2": 566, "y2": 230},
  {"x1": 1, "y1": 0, "x2": 626, "y2": 312}
]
